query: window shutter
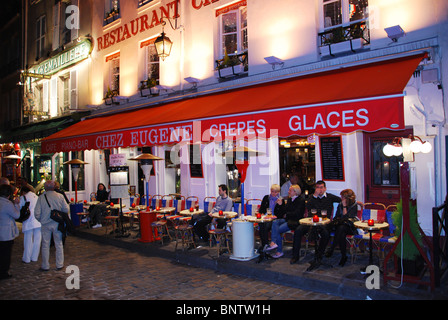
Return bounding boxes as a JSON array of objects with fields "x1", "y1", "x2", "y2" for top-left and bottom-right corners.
[
  {"x1": 70, "y1": 69, "x2": 78, "y2": 109},
  {"x1": 50, "y1": 78, "x2": 58, "y2": 117},
  {"x1": 71, "y1": 0, "x2": 79, "y2": 41},
  {"x1": 52, "y1": 3, "x2": 60, "y2": 51},
  {"x1": 43, "y1": 81, "x2": 49, "y2": 113}
]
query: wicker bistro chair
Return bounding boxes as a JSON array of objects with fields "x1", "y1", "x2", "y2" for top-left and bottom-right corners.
[
  {"x1": 186, "y1": 196, "x2": 199, "y2": 210},
  {"x1": 151, "y1": 220, "x2": 172, "y2": 245},
  {"x1": 104, "y1": 206, "x2": 120, "y2": 235},
  {"x1": 204, "y1": 197, "x2": 216, "y2": 213},
  {"x1": 151, "y1": 195, "x2": 162, "y2": 210},
  {"x1": 346, "y1": 202, "x2": 387, "y2": 263},
  {"x1": 207, "y1": 221, "x2": 231, "y2": 257},
  {"x1": 174, "y1": 224, "x2": 196, "y2": 252},
  {"x1": 233, "y1": 198, "x2": 247, "y2": 216}
]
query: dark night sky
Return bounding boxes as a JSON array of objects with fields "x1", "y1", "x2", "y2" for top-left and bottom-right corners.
[{"x1": 0, "y1": 0, "x2": 21, "y2": 29}]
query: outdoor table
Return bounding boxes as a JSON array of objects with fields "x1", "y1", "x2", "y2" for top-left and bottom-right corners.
[
  {"x1": 243, "y1": 214, "x2": 276, "y2": 224},
  {"x1": 354, "y1": 220, "x2": 389, "y2": 271},
  {"x1": 299, "y1": 217, "x2": 331, "y2": 270},
  {"x1": 179, "y1": 208, "x2": 204, "y2": 216},
  {"x1": 154, "y1": 206, "x2": 176, "y2": 216},
  {"x1": 210, "y1": 211, "x2": 237, "y2": 219}
]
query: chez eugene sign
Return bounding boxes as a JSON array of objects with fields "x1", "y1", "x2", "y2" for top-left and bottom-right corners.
[
  {"x1": 97, "y1": 0, "x2": 246, "y2": 51},
  {"x1": 41, "y1": 97, "x2": 404, "y2": 153}
]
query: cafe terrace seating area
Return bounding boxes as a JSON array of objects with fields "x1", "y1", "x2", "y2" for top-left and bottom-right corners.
[
  {"x1": 80, "y1": 195, "x2": 418, "y2": 264},
  {"x1": 74, "y1": 194, "x2": 444, "y2": 299}
]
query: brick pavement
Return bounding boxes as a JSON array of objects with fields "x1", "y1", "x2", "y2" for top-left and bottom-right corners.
[{"x1": 0, "y1": 232, "x2": 343, "y2": 301}]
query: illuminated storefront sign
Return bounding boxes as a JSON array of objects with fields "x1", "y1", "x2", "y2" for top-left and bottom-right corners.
[{"x1": 30, "y1": 39, "x2": 92, "y2": 76}]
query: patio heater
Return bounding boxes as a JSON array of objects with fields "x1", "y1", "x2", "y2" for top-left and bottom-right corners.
[
  {"x1": 4, "y1": 154, "x2": 21, "y2": 184},
  {"x1": 128, "y1": 153, "x2": 164, "y2": 243},
  {"x1": 63, "y1": 159, "x2": 89, "y2": 203}
]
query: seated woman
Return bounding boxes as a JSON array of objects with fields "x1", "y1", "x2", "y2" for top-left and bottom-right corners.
[
  {"x1": 266, "y1": 184, "x2": 305, "y2": 258},
  {"x1": 325, "y1": 189, "x2": 359, "y2": 267},
  {"x1": 86, "y1": 183, "x2": 110, "y2": 228},
  {"x1": 257, "y1": 184, "x2": 284, "y2": 252}
]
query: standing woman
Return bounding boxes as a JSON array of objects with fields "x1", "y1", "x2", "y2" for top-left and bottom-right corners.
[
  {"x1": 0, "y1": 184, "x2": 20, "y2": 280},
  {"x1": 20, "y1": 186, "x2": 41, "y2": 264}
]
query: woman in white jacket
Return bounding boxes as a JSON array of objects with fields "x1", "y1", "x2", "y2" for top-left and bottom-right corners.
[{"x1": 20, "y1": 186, "x2": 41, "y2": 263}]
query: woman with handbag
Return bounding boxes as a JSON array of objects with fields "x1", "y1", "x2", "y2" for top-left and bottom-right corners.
[
  {"x1": 20, "y1": 186, "x2": 41, "y2": 264},
  {"x1": 325, "y1": 189, "x2": 359, "y2": 267}
]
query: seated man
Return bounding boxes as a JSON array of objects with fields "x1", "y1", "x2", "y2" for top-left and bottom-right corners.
[
  {"x1": 191, "y1": 184, "x2": 233, "y2": 242},
  {"x1": 290, "y1": 180, "x2": 341, "y2": 270}
]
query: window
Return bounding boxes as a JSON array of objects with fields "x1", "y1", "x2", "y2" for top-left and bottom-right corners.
[
  {"x1": 323, "y1": 0, "x2": 368, "y2": 29},
  {"x1": 58, "y1": 74, "x2": 70, "y2": 114},
  {"x1": 110, "y1": 57, "x2": 120, "y2": 94},
  {"x1": 36, "y1": 15, "x2": 46, "y2": 59},
  {"x1": 104, "y1": 0, "x2": 120, "y2": 25},
  {"x1": 146, "y1": 43, "x2": 159, "y2": 83},
  {"x1": 219, "y1": 5, "x2": 247, "y2": 57}
]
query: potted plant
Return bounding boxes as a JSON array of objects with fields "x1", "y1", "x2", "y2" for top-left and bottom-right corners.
[{"x1": 391, "y1": 199, "x2": 425, "y2": 276}]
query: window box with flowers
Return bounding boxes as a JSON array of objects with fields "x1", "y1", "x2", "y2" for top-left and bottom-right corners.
[
  {"x1": 104, "y1": 8, "x2": 120, "y2": 25},
  {"x1": 139, "y1": 78, "x2": 159, "y2": 97},
  {"x1": 215, "y1": 51, "x2": 248, "y2": 79},
  {"x1": 103, "y1": 87, "x2": 119, "y2": 105}
]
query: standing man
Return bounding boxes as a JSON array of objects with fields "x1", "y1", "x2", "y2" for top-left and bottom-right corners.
[
  {"x1": 290, "y1": 180, "x2": 340, "y2": 270},
  {"x1": 34, "y1": 180, "x2": 69, "y2": 271},
  {"x1": 192, "y1": 184, "x2": 233, "y2": 242}
]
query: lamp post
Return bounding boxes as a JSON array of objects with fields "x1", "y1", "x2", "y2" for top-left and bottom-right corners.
[
  {"x1": 129, "y1": 153, "x2": 164, "y2": 243},
  {"x1": 63, "y1": 159, "x2": 89, "y2": 203},
  {"x1": 223, "y1": 146, "x2": 264, "y2": 216}
]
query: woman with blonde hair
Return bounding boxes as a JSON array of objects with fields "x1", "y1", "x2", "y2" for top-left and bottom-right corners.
[{"x1": 325, "y1": 189, "x2": 359, "y2": 267}]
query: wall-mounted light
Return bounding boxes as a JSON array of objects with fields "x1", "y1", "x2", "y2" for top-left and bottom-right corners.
[
  {"x1": 154, "y1": 18, "x2": 184, "y2": 61},
  {"x1": 383, "y1": 135, "x2": 432, "y2": 158},
  {"x1": 264, "y1": 56, "x2": 284, "y2": 70},
  {"x1": 184, "y1": 77, "x2": 200, "y2": 89},
  {"x1": 384, "y1": 25, "x2": 405, "y2": 42}
]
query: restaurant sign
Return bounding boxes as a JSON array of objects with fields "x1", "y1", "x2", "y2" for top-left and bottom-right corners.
[
  {"x1": 30, "y1": 39, "x2": 92, "y2": 76},
  {"x1": 41, "y1": 96, "x2": 404, "y2": 153}
]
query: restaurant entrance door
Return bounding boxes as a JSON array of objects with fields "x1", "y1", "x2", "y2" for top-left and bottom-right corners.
[{"x1": 363, "y1": 129, "x2": 413, "y2": 206}]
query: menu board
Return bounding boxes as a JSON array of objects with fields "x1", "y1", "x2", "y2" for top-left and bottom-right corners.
[{"x1": 320, "y1": 136, "x2": 344, "y2": 181}]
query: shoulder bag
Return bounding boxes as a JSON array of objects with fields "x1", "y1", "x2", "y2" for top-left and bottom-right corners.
[
  {"x1": 16, "y1": 195, "x2": 31, "y2": 223},
  {"x1": 44, "y1": 194, "x2": 65, "y2": 223}
]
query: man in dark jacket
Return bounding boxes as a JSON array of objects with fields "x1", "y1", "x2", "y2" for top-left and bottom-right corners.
[{"x1": 290, "y1": 180, "x2": 341, "y2": 270}]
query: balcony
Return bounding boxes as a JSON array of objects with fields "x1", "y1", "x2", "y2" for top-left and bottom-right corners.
[{"x1": 318, "y1": 21, "x2": 370, "y2": 57}]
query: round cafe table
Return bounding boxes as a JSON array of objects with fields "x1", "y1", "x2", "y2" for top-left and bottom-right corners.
[
  {"x1": 179, "y1": 209, "x2": 204, "y2": 216},
  {"x1": 354, "y1": 220, "x2": 389, "y2": 269},
  {"x1": 210, "y1": 211, "x2": 237, "y2": 219}
]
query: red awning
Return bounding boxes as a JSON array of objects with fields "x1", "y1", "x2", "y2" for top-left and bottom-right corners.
[{"x1": 41, "y1": 53, "x2": 425, "y2": 153}]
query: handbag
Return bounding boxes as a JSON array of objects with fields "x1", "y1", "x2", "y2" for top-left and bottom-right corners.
[
  {"x1": 44, "y1": 194, "x2": 65, "y2": 223},
  {"x1": 16, "y1": 196, "x2": 31, "y2": 223}
]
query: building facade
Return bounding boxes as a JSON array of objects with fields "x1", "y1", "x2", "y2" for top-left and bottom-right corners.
[{"x1": 16, "y1": 0, "x2": 448, "y2": 235}]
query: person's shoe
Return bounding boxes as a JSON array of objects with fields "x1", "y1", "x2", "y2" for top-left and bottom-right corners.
[
  {"x1": 338, "y1": 255, "x2": 348, "y2": 267},
  {"x1": 264, "y1": 243, "x2": 278, "y2": 251},
  {"x1": 272, "y1": 252, "x2": 284, "y2": 258},
  {"x1": 290, "y1": 256, "x2": 300, "y2": 264},
  {"x1": 56, "y1": 266, "x2": 64, "y2": 271},
  {"x1": 81, "y1": 217, "x2": 90, "y2": 223},
  {"x1": 306, "y1": 258, "x2": 322, "y2": 271},
  {"x1": 39, "y1": 268, "x2": 49, "y2": 272},
  {"x1": 92, "y1": 223, "x2": 102, "y2": 229}
]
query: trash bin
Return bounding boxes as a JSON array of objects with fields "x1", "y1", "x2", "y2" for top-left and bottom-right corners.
[
  {"x1": 138, "y1": 209, "x2": 157, "y2": 243},
  {"x1": 230, "y1": 220, "x2": 259, "y2": 261},
  {"x1": 70, "y1": 203, "x2": 84, "y2": 227}
]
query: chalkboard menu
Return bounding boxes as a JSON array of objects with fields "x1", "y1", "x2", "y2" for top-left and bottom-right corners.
[
  {"x1": 320, "y1": 136, "x2": 344, "y2": 181},
  {"x1": 189, "y1": 144, "x2": 203, "y2": 178}
]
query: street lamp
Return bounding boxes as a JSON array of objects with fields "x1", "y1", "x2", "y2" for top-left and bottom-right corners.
[{"x1": 63, "y1": 159, "x2": 89, "y2": 202}]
